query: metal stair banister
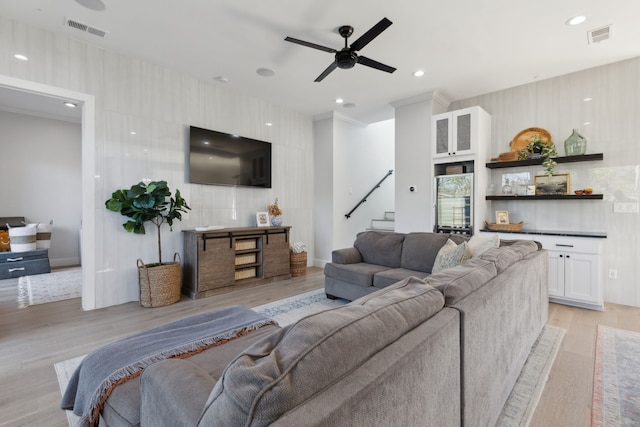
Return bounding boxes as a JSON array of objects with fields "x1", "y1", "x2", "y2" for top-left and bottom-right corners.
[{"x1": 345, "y1": 170, "x2": 393, "y2": 219}]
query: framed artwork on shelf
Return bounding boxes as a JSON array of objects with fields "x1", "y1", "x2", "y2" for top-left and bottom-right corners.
[
  {"x1": 256, "y1": 212, "x2": 269, "y2": 227},
  {"x1": 534, "y1": 174, "x2": 570, "y2": 196},
  {"x1": 496, "y1": 210, "x2": 509, "y2": 224}
]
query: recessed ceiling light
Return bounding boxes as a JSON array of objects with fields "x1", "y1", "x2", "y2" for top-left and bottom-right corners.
[
  {"x1": 583, "y1": 97, "x2": 592, "y2": 102},
  {"x1": 335, "y1": 98, "x2": 344, "y2": 104},
  {"x1": 64, "y1": 102, "x2": 78, "y2": 108},
  {"x1": 14, "y1": 54, "x2": 28, "y2": 61},
  {"x1": 584, "y1": 121, "x2": 591, "y2": 126},
  {"x1": 213, "y1": 76, "x2": 229, "y2": 83},
  {"x1": 256, "y1": 68, "x2": 275, "y2": 77},
  {"x1": 412, "y1": 70, "x2": 425, "y2": 77},
  {"x1": 75, "y1": 0, "x2": 106, "y2": 11},
  {"x1": 130, "y1": 131, "x2": 137, "y2": 135},
  {"x1": 566, "y1": 15, "x2": 586, "y2": 26},
  {"x1": 343, "y1": 103, "x2": 356, "y2": 109},
  {"x1": 265, "y1": 122, "x2": 273, "y2": 127},
  {"x1": 203, "y1": 141, "x2": 210, "y2": 145}
]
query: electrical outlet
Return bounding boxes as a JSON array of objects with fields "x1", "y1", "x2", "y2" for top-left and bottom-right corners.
[{"x1": 609, "y1": 269, "x2": 618, "y2": 279}]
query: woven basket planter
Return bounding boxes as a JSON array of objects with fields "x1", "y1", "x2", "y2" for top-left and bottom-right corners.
[
  {"x1": 290, "y1": 251, "x2": 307, "y2": 277},
  {"x1": 137, "y1": 253, "x2": 182, "y2": 308}
]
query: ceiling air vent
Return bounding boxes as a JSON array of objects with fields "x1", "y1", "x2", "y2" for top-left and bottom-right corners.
[
  {"x1": 587, "y1": 24, "x2": 613, "y2": 45},
  {"x1": 64, "y1": 17, "x2": 107, "y2": 38}
]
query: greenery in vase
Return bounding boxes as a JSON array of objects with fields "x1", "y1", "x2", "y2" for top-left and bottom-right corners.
[
  {"x1": 105, "y1": 180, "x2": 190, "y2": 265},
  {"x1": 518, "y1": 134, "x2": 558, "y2": 176}
]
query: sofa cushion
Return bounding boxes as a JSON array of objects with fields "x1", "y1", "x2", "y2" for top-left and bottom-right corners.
[
  {"x1": 426, "y1": 257, "x2": 498, "y2": 305},
  {"x1": 324, "y1": 262, "x2": 390, "y2": 288},
  {"x1": 468, "y1": 232, "x2": 499, "y2": 257},
  {"x1": 432, "y1": 239, "x2": 471, "y2": 273},
  {"x1": 400, "y1": 232, "x2": 450, "y2": 273},
  {"x1": 479, "y1": 240, "x2": 539, "y2": 273},
  {"x1": 201, "y1": 276, "x2": 444, "y2": 426},
  {"x1": 372, "y1": 268, "x2": 430, "y2": 289},
  {"x1": 353, "y1": 231, "x2": 405, "y2": 268}
]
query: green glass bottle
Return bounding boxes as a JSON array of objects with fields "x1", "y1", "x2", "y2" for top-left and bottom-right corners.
[{"x1": 564, "y1": 129, "x2": 587, "y2": 156}]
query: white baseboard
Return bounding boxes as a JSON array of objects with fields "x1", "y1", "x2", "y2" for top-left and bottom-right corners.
[{"x1": 50, "y1": 257, "x2": 80, "y2": 268}]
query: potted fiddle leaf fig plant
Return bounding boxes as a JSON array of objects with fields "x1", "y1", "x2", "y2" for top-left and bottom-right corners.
[{"x1": 105, "y1": 180, "x2": 190, "y2": 307}]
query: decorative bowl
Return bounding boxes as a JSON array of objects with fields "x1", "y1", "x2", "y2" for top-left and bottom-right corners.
[
  {"x1": 574, "y1": 190, "x2": 584, "y2": 195},
  {"x1": 584, "y1": 188, "x2": 593, "y2": 194}
]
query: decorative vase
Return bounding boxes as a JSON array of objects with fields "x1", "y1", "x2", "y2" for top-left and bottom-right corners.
[
  {"x1": 271, "y1": 215, "x2": 282, "y2": 226},
  {"x1": 564, "y1": 129, "x2": 587, "y2": 156}
]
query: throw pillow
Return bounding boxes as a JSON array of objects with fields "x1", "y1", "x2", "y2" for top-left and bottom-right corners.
[
  {"x1": 468, "y1": 232, "x2": 499, "y2": 257},
  {"x1": 432, "y1": 239, "x2": 470, "y2": 273}
]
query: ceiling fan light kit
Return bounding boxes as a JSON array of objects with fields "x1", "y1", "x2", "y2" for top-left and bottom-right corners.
[{"x1": 285, "y1": 17, "x2": 396, "y2": 82}]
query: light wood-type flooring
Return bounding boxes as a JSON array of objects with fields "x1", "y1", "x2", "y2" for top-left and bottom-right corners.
[{"x1": 1, "y1": 267, "x2": 638, "y2": 426}]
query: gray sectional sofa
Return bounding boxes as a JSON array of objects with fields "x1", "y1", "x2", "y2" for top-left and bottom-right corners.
[{"x1": 67, "y1": 231, "x2": 548, "y2": 427}]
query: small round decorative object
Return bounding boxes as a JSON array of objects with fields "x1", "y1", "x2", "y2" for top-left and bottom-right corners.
[
  {"x1": 574, "y1": 190, "x2": 584, "y2": 195},
  {"x1": 271, "y1": 215, "x2": 282, "y2": 226},
  {"x1": 584, "y1": 188, "x2": 593, "y2": 195}
]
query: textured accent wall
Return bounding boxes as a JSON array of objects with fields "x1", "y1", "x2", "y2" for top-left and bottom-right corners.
[
  {"x1": 450, "y1": 57, "x2": 640, "y2": 306},
  {"x1": 0, "y1": 17, "x2": 314, "y2": 308}
]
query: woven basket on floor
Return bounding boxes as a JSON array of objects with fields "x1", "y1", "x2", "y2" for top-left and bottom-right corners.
[
  {"x1": 137, "y1": 253, "x2": 182, "y2": 308},
  {"x1": 290, "y1": 251, "x2": 307, "y2": 277}
]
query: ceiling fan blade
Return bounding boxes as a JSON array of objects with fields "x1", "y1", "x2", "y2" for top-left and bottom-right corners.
[
  {"x1": 314, "y1": 62, "x2": 338, "y2": 82},
  {"x1": 349, "y1": 17, "x2": 392, "y2": 52},
  {"x1": 357, "y1": 56, "x2": 396, "y2": 73},
  {"x1": 284, "y1": 36, "x2": 337, "y2": 53}
]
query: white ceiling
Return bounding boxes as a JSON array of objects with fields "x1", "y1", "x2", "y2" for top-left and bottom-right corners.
[{"x1": 1, "y1": 0, "x2": 640, "y2": 124}]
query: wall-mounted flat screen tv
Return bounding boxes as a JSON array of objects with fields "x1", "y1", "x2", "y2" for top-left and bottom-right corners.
[{"x1": 188, "y1": 126, "x2": 272, "y2": 188}]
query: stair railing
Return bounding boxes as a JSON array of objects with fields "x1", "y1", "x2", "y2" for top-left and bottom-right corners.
[{"x1": 345, "y1": 170, "x2": 393, "y2": 219}]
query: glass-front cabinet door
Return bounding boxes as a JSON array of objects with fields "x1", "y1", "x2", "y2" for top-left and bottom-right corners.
[{"x1": 431, "y1": 107, "x2": 478, "y2": 159}]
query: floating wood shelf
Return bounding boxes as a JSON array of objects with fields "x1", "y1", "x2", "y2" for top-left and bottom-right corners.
[
  {"x1": 486, "y1": 194, "x2": 603, "y2": 200},
  {"x1": 486, "y1": 153, "x2": 603, "y2": 169}
]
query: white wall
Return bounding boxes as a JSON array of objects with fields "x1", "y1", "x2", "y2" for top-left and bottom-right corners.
[
  {"x1": 449, "y1": 57, "x2": 640, "y2": 307},
  {"x1": 0, "y1": 16, "x2": 315, "y2": 309},
  {"x1": 393, "y1": 94, "x2": 441, "y2": 233},
  {"x1": 0, "y1": 111, "x2": 81, "y2": 267},
  {"x1": 313, "y1": 117, "x2": 333, "y2": 267},
  {"x1": 313, "y1": 113, "x2": 395, "y2": 264}
]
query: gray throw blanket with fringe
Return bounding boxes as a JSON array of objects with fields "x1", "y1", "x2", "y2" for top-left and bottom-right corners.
[{"x1": 60, "y1": 305, "x2": 277, "y2": 426}]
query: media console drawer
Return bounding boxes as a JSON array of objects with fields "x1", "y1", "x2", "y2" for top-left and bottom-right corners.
[{"x1": 0, "y1": 249, "x2": 51, "y2": 279}]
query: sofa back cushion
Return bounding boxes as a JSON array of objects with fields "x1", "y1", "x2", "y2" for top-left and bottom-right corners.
[
  {"x1": 426, "y1": 257, "x2": 498, "y2": 305},
  {"x1": 479, "y1": 240, "x2": 539, "y2": 273},
  {"x1": 400, "y1": 232, "x2": 450, "y2": 273},
  {"x1": 200, "y1": 276, "x2": 444, "y2": 426},
  {"x1": 353, "y1": 231, "x2": 405, "y2": 268}
]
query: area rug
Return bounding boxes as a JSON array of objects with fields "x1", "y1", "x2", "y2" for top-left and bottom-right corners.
[
  {"x1": 592, "y1": 325, "x2": 640, "y2": 427},
  {"x1": 54, "y1": 289, "x2": 563, "y2": 427},
  {"x1": 495, "y1": 324, "x2": 565, "y2": 427},
  {"x1": 17, "y1": 268, "x2": 82, "y2": 308}
]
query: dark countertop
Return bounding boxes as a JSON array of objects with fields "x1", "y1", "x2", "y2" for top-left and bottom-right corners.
[{"x1": 480, "y1": 229, "x2": 607, "y2": 239}]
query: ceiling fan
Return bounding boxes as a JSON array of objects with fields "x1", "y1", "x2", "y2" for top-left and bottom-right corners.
[{"x1": 285, "y1": 17, "x2": 396, "y2": 82}]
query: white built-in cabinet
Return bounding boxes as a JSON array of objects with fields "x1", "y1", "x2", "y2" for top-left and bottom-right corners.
[
  {"x1": 484, "y1": 232, "x2": 604, "y2": 311},
  {"x1": 432, "y1": 106, "x2": 490, "y2": 159},
  {"x1": 430, "y1": 106, "x2": 491, "y2": 235}
]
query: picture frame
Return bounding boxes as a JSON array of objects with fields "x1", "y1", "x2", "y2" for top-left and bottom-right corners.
[
  {"x1": 534, "y1": 174, "x2": 570, "y2": 196},
  {"x1": 256, "y1": 212, "x2": 269, "y2": 227},
  {"x1": 495, "y1": 210, "x2": 509, "y2": 224}
]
